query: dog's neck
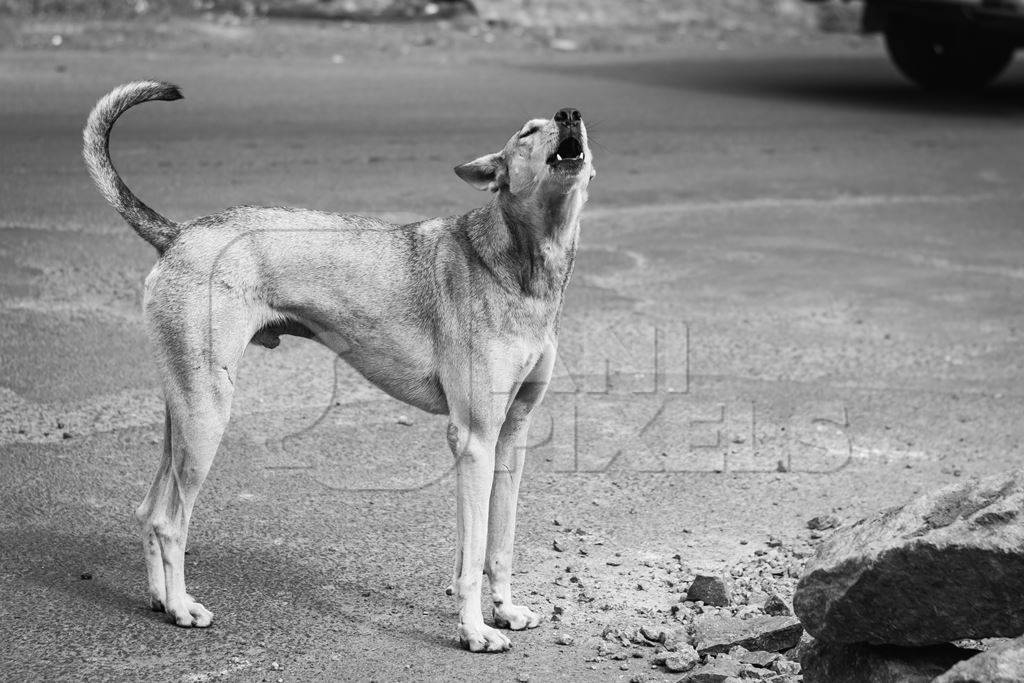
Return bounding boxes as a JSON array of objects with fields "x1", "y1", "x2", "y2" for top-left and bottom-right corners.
[{"x1": 465, "y1": 187, "x2": 586, "y2": 299}]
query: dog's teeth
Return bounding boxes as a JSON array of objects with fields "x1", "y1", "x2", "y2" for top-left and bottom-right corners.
[{"x1": 556, "y1": 153, "x2": 563, "y2": 161}]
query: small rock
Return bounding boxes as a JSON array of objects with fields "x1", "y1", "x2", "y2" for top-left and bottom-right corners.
[
  {"x1": 736, "y1": 650, "x2": 782, "y2": 668},
  {"x1": 693, "y1": 615, "x2": 803, "y2": 656},
  {"x1": 555, "y1": 633, "x2": 575, "y2": 646},
  {"x1": 806, "y1": 514, "x2": 841, "y2": 531},
  {"x1": 640, "y1": 626, "x2": 664, "y2": 643},
  {"x1": 516, "y1": 674, "x2": 530, "y2": 683},
  {"x1": 769, "y1": 658, "x2": 800, "y2": 675},
  {"x1": 601, "y1": 625, "x2": 632, "y2": 647},
  {"x1": 677, "y1": 655, "x2": 743, "y2": 683},
  {"x1": 663, "y1": 644, "x2": 699, "y2": 673},
  {"x1": 662, "y1": 628, "x2": 689, "y2": 652},
  {"x1": 763, "y1": 593, "x2": 792, "y2": 617},
  {"x1": 628, "y1": 628, "x2": 651, "y2": 646},
  {"x1": 686, "y1": 574, "x2": 732, "y2": 607},
  {"x1": 80, "y1": 573, "x2": 92, "y2": 580},
  {"x1": 552, "y1": 539, "x2": 566, "y2": 552},
  {"x1": 269, "y1": 661, "x2": 281, "y2": 671},
  {"x1": 396, "y1": 414, "x2": 413, "y2": 426}
]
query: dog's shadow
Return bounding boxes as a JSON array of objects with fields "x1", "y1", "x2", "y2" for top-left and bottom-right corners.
[{"x1": 8, "y1": 525, "x2": 455, "y2": 651}]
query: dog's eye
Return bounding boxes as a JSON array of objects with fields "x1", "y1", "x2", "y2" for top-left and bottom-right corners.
[{"x1": 518, "y1": 126, "x2": 540, "y2": 139}]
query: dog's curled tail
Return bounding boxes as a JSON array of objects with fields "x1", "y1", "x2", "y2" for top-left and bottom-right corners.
[{"x1": 83, "y1": 81, "x2": 183, "y2": 253}]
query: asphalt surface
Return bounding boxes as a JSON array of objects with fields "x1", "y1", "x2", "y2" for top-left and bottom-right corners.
[{"x1": 3, "y1": 35, "x2": 1024, "y2": 681}]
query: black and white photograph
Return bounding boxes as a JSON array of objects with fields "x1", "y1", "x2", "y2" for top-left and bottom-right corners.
[{"x1": 2, "y1": 0, "x2": 1024, "y2": 680}]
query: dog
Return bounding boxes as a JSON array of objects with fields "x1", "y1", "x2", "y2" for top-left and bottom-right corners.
[{"x1": 83, "y1": 81, "x2": 593, "y2": 652}]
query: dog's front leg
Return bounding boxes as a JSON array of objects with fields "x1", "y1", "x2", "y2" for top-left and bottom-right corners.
[
  {"x1": 447, "y1": 413, "x2": 511, "y2": 652},
  {"x1": 486, "y1": 354, "x2": 553, "y2": 631},
  {"x1": 486, "y1": 407, "x2": 539, "y2": 631}
]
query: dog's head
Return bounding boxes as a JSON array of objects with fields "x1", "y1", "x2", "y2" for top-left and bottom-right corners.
[{"x1": 454, "y1": 108, "x2": 594, "y2": 202}]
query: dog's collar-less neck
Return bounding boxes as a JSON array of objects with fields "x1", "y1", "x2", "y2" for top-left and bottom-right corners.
[{"x1": 466, "y1": 195, "x2": 582, "y2": 298}]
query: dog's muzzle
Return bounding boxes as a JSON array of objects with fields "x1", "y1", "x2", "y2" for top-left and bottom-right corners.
[{"x1": 547, "y1": 107, "x2": 586, "y2": 171}]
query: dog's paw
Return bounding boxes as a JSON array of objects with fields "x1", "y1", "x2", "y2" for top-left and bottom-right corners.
[
  {"x1": 493, "y1": 604, "x2": 541, "y2": 631},
  {"x1": 459, "y1": 623, "x2": 512, "y2": 652},
  {"x1": 166, "y1": 598, "x2": 214, "y2": 628}
]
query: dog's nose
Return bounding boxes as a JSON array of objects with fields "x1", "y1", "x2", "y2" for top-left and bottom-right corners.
[{"x1": 553, "y1": 108, "x2": 582, "y2": 128}]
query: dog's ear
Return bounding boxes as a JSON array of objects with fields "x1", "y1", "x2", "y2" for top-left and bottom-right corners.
[{"x1": 454, "y1": 153, "x2": 506, "y2": 192}]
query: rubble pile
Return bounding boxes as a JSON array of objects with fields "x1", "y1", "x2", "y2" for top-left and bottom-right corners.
[
  {"x1": 540, "y1": 471, "x2": 1024, "y2": 681},
  {"x1": 563, "y1": 534, "x2": 813, "y2": 681}
]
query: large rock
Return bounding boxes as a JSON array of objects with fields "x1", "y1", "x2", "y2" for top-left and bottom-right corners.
[
  {"x1": 794, "y1": 470, "x2": 1024, "y2": 645},
  {"x1": 693, "y1": 614, "x2": 803, "y2": 655},
  {"x1": 934, "y1": 636, "x2": 1024, "y2": 683},
  {"x1": 799, "y1": 640, "x2": 979, "y2": 683}
]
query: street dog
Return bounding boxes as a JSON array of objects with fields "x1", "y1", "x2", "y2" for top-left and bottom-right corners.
[{"x1": 83, "y1": 81, "x2": 593, "y2": 652}]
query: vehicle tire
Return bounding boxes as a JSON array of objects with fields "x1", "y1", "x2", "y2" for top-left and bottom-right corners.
[{"x1": 884, "y1": 18, "x2": 1014, "y2": 90}]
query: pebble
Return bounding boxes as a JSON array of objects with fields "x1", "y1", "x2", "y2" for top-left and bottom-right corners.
[
  {"x1": 686, "y1": 574, "x2": 732, "y2": 606},
  {"x1": 663, "y1": 644, "x2": 699, "y2": 673},
  {"x1": 806, "y1": 514, "x2": 841, "y2": 530},
  {"x1": 639, "y1": 626, "x2": 663, "y2": 643},
  {"x1": 555, "y1": 633, "x2": 575, "y2": 646},
  {"x1": 770, "y1": 658, "x2": 801, "y2": 675},
  {"x1": 396, "y1": 414, "x2": 413, "y2": 426},
  {"x1": 763, "y1": 592, "x2": 792, "y2": 617}
]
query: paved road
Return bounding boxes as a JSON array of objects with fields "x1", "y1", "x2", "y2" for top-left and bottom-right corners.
[{"x1": 3, "y1": 39, "x2": 1024, "y2": 680}]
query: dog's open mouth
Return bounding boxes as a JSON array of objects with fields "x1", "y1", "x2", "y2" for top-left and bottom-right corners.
[{"x1": 547, "y1": 135, "x2": 585, "y2": 170}]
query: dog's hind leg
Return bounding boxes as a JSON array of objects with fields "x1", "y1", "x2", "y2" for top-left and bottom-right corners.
[
  {"x1": 137, "y1": 405, "x2": 173, "y2": 612},
  {"x1": 486, "y1": 351, "x2": 553, "y2": 632},
  {"x1": 136, "y1": 301, "x2": 250, "y2": 628},
  {"x1": 136, "y1": 368, "x2": 235, "y2": 627}
]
